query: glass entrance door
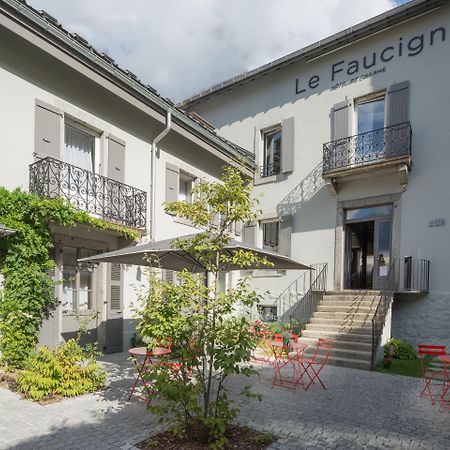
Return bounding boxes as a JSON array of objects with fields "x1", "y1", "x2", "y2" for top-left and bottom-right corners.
[{"x1": 344, "y1": 205, "x2": 393, "y2": 290}]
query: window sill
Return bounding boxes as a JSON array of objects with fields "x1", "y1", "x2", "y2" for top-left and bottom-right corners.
[
  {"x1": 251, "y1": 269, "x2": 286, "y2": 278},
  {"x1": 254, "y1": 173, "x2": 286, "y2": 186},
  {"x1": 173, "y1": 216, "x2": 196, "y2": 228}
]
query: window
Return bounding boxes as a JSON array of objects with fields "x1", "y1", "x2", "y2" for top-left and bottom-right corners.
[
  {"x1": 64, "y1": 123, "x2": 96, "y2": 172},
  {"x1": 261, "y1": 127, "x2": 282, "y2": 177},
  {"x1": 356, "y1": 96, "x2": 385, "y2": 161},
  {"x1": 262, "y1": 220, "x2": 280, "y2": 252},
  {"x1": 257, "y1": 305, "x2": 277, "y2": 322},
  {"x1": 179, "y1": 172, "x2": 195, "y2": 203},
  {"x1": 62, "y1": 246, "x2": 96, "y2": 313}
]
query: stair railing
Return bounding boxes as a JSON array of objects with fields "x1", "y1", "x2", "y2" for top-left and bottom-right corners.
[
  {"x1": 288, "y1": 263, "x2": 328, "y2": 333},
  {"x1": 273, "y1": 262, "x2": 326, "y2": 317},
  {"x1": 371, "y1": 260, "x2": 396, "y2": 370}
]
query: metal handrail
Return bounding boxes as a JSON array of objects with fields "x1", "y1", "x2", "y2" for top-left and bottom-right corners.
[
  {"x1": 273, "y1": 263, "x2": 326, "y2": 317},
  {"x1": 323, "y1": 122, "x2": 412, "y2": 174},
  {"x1": 371, "y1": 260, "x2": 396, "y2": 370},
  {"x1": 29, "y1": 156, "x2": 147, "y2": 229},
  {"x1": 289, "y1": 263, "x2": 328, "y2": 333}
]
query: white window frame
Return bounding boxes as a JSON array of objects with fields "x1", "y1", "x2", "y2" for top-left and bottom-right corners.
[
  {"x1": 178, "y1": 171, "x2": 196, "y2": 203},
  {"x1": 64, "y1": 119, "x2": 101, "y2": 174},
  {"x1": 260, "y1": 125, "x2": 282, "y2": 179}
]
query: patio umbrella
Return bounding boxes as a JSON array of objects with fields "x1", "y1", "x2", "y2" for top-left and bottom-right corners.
[{"x1": 78, "y1": 233, "x2": 312, "y2": 272}]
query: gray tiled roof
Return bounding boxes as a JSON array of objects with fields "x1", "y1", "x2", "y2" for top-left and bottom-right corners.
[{"x1": 0, "y1": 0, "x2": 255, "y2": 169}]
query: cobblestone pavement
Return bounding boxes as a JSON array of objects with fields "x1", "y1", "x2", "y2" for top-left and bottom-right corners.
[{"x1": 0, "y1": 352, "x2": 448, "y2": 449}]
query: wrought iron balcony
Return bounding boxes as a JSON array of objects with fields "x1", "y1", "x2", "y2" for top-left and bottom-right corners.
[
  {"x1": 29, "y1": 157, "x2": 147, "y2": 229},
  {"x1": 260, "y1": 161, "x2": 281, "y2": 178},
  {"x1": 323, "y1": 122, "x2": 412, "y2": 176}
]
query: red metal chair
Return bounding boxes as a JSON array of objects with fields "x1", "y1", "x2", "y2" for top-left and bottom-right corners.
[
  {"x1": 418, "y1": 344, "x2": 447, "y2": 405},
  {"x1": 298, "y1": 338, "x2": 333, "y2": 390}
]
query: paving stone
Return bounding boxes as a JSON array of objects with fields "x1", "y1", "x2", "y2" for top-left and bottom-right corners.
[{"x1": 1, "y1": 352, "x2": 449, "y2": 449}]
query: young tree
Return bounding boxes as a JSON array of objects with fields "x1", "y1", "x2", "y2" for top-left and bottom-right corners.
[{"x1": 136, "y1": 166, "x2": 271, "y2": 447}]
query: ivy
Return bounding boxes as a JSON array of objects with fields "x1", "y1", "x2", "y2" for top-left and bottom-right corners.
[{"x1": 0, "y1": 187, "x2": 139, "y2": 369}]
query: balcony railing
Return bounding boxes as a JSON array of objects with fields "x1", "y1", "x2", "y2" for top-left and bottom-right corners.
[
  {"x1": 323, "y1": 122, "x2": 412, "y2": 175},
  {"x1": 29, "y1": 156, "x2": 147, "y2": 229},
  {"x1": 260, "y1": 161, "x2": 280, "y2": 178}
]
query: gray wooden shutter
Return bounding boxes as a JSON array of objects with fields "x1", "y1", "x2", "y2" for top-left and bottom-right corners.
[
  {"x1": 105, "y1": 262, "x2": 123, "y2": 353},
  {"x1": 165, "y1": 163, "x2": 179, "y2": 206},
  {"x1": 243, "y1": 223, "x2": 258, "y2": 247},
  {"x1": 281, "y1": 117, "x2": 295, "y2": 173},
  {"x1": 386, "y1": 81, "x2": 409, "y2": 126},
  {"x1": 109, "y1": 263, "x2": 122, "y2": 312},
  {"x1": 35, "y1": 100, "x2": 62, "y2": 159},
  {"x1": 332, "y1": 100, "x2": 350, "y2": 140},
  {"x1": 163, "y1": 269, "x2": 176, "y2": 284},
  {"x1": 235, "y1": 221, "x2": 243, "y2": 236},
  {"x1": 278, "y1": 216, "x2": 292, "y2": 257},
  {"x1": 108, "y1": 136, "x2": 125, "y2": 182}
]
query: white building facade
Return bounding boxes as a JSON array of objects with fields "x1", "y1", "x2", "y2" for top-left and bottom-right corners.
[
  {"x1": 182, "y1": 0, "x2": 450, "y2": 353},
  {"x1": 0, "y1": 0, "x2": 253, "y2": 353}
]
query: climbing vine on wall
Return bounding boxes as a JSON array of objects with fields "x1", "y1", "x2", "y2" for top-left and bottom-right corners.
[{"x1": 0, "y1": 187, "x2": 139, "y2": 369}]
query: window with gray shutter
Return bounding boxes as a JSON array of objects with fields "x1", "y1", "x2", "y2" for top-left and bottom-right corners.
[
  {"x1": 163, "y1": 269, "x2": 176, "y2": 284},
  {"x1": 108, "y1": 136, "x2": 125, "y2": 183},
  {"x1": 278, "y1": 216, "x2": 292, "y2": 257},
  {"x1": 386, "y1": 81, "x2": 409, "y2": 126},
  {"x1": 332, "y1": 100, "x2": 350, "y2": 140},
  {"x1": 35, "y1": 100, "x2": 62, "y2": 159},
  {"x1": 281, "y1": 117, "x2": 295, "y2": 173},
  {"x1": 243, "y1": 223, "x2": 257, "y2": 247},
  {"x1": 235, "y1": 221, "x2": 243, "y2": 236},
  {"x1": 165, "y1": 163, "x2": 179, "y2": 207},
  {"x1": 110, "y1": 263, "x2": 122, "y2": 311}
]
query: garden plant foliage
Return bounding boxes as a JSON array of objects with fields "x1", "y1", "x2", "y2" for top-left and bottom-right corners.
[
  {"x1": 384, "y1": 337, "x2": 417, "y2": 360},
  {"x1": 17, "y1": 338, "x2": 106, "y2": 400},
  {"x1": 136, "y1": 166, "x2": 272, "y2": 448},
  {"x1": 0, "y1": 187, "x2": 138, "y2": 369}
]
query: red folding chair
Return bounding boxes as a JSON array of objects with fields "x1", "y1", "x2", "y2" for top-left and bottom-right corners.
[
  {"x1": 298, "y1": 338, "x2": 333, "y2": 390},
  {"x1": 418, "y1": 344, "x2": 447, "y2": 405}
]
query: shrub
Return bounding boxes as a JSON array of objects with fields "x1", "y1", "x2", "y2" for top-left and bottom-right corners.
[
  {"x1": 384, "y1": 338, "x2": 416, "y2": 360},
  {"x1": 17, "y1": 339, "x2": 106, "y2": 401}
]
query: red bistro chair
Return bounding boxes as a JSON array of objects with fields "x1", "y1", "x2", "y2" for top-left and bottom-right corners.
[
  {"x1": 418, "y1": 344, "x2": 447, "y2": 405},
  {"x1": 298, "y1": 338, "x2": 333, "y2": 390}
]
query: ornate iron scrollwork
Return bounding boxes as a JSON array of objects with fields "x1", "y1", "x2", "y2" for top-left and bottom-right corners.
[
  {"x1": 323, "y1": 122, "x2": 412, "y2": 175},
  {"x1": 29, "y1": 156, "x2": 147, "y2": 229}
]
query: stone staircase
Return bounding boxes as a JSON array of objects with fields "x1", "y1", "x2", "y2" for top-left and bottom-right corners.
[{"x1": 298, "y1": 290, "x2": 381, "y2": 370}]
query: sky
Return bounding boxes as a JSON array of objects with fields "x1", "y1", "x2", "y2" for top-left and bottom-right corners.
[{"x1": 28, "y1": 0, "x2": 409, "y2": 102}]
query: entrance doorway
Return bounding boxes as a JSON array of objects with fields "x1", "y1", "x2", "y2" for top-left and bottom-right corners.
[{"x1": 344, "y1": 205, "x2": 392, "y2": 290}]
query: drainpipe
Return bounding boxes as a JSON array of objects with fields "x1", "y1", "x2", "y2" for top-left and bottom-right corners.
[{"x1": 149, "y1": 110, "x2": 171, "y2": 241}]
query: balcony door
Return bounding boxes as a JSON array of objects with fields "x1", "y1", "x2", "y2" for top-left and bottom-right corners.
[
  {"x1": 344, "y1": 205, "x2": 392, "y2": 290},
  {"x1": 355, "y1": 97, "x2": 385, "y2": 164}
]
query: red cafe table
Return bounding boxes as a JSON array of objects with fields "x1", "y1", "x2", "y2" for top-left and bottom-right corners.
[{"x1": 128, "y1": 346, "x2": 171, "y2": 404}]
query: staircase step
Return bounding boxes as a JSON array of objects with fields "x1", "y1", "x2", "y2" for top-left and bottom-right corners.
[
  {"x1": 325, "y1": 290, "x2": 382, "y2": 296},
  {"x1": 304, "y1": 323, "x2": 372, "y2": 334},
  {"x1": 325, "y1": 355, "x2": 372, "y2": 370},
  {"x1": 312, "y1": 311, "x2": 374, "y2": 320},
  {"x1": 298, "y1": 336, "x2": 372, "y2": 352},
  {"x1": 317, "y1": 304, "x2": 376, "y2": 313},
  {"x1": 301, "y1": 329, "x2": 372, "y2": 343},
  {"x1": 309, "y1": 317, "x2": 372, "y2": 327},
  {"x1": 321, "y1": 295, "x2": 379, "y2": 303},
  {"x1": 301, "y1": 345, "x2": 371, "y2": 361}
]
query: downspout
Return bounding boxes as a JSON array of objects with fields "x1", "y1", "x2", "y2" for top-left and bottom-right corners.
[{"x1": 149, "y1": 110, "x2": 171, "y2": 241}]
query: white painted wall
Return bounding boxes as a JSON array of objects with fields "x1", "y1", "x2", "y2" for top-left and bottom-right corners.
[
  {"x1": 190, "y1": 5, "x2": 450, "y2": 342},
  {"x1": 0, "y1": 25, "x2": 229, "y2": 351}
]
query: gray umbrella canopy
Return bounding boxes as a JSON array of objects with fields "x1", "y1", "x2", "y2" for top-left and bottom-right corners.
[{"x1": 78, "y1": 233, "x2": 312, "y2": 272}]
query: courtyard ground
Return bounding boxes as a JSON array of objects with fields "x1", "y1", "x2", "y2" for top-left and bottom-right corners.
[{"x1": 0, "y1": 352, "x2": 448, "y2": 450}]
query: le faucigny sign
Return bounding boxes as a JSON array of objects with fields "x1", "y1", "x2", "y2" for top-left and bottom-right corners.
[{"x1": 295, "y1": 25, "x2": 446, "y2": 94}]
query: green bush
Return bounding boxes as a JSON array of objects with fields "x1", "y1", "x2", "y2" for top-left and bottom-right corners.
[
  {"x1": 17, "y1": 339, "x2": 106, "y2": 401},
  {"x1": 384, "y1": 338, "x2": 416, "y2": 360}
]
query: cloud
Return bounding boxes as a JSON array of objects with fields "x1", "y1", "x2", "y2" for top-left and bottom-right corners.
[{"x1": 28, "y1": 0, "x2": 401, "y2": 102}]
